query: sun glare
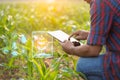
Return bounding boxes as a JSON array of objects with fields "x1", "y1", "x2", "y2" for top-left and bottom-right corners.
[{"x1": 47, "y1": 0, "x2": 55, "y2": 3}]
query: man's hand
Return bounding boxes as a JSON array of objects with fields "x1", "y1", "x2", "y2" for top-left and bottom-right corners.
[
  {"x1": 60, "y1": 40, "x2": 75, "y2": 55},
  {"x1": 60, "y1": 30, "x2": 102, "y2": 57},
  {"x1": 60, "y1": 40, "x2": 102, "y2": 57},
  {"x1": 68, "y1": 30, "x2": 89, "y2": 41}
]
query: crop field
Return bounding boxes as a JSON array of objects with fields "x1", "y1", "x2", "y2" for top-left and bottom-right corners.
[{"x1": 0, "y1": 0, "x2": 90, "y2": 80}]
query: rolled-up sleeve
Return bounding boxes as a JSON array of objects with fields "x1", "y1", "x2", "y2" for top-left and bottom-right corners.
[{"x1": 87, "y1": 0, "x2": 113, "y2": 45}]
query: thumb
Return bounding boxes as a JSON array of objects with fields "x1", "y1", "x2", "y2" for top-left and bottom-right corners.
[
  {"x1": 59, "y1": 40, "x2": 66, "y2": 45},
  {"x1": 60, "y1": 42, "x2": 63, "y2": 46}
]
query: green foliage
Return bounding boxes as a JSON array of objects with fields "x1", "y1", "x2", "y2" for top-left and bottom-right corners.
[{"x1": 0, "y1": 1, "x2": 90, "y2": 80}]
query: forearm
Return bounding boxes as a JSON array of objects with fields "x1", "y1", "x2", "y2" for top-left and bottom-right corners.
[{"x1": 71, "y1": 44, "x2": 102, "y2": 57}]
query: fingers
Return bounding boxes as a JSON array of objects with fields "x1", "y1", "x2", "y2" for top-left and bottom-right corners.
[
  {"x1": 68, "y1": 31, "x2": 80, "y2": 41},
  {"x1": 68, "y1": 32, "x2": 78, "y2": 40},
  {"x1": 63, "y1": 40, "x2": 67, "y2": 43},
  {"x1": 60, "y1": 40, "x2": 75, "y2": 55},
  {"x1": 60, "y1": 40, "x2": 67, "y2": 45},
  {"x1": 68, "y1": 30, "x2": 89, "y2": 42},
  {"x1": 68, "y1": 34, "x2": 74, "y2": 40}
]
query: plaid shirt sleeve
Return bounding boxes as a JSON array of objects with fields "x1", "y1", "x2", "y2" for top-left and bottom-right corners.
[{"x1": 87, "y1": 0, "x2": 113, "y2": 45}]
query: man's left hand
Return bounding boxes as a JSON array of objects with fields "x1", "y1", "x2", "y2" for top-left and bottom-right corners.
[{"x1": 60, "y1": 40, "x2": 75, "y2": 55}]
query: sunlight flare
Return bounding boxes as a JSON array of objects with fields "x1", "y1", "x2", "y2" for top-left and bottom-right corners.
[{"x1": 47, "y1": 0, "x2": 55, "y2": 3}]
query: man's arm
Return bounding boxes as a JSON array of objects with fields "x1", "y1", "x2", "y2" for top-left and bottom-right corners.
[
  {"x1": 71, "y1": 44, "x2": 102, "y2": 57},
  {"x1": 61, "y1": 41, "x2": 102, "y2": 57}
]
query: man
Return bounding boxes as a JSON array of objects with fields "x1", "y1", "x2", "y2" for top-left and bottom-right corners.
[{"x1": 60, "y1": 0, "x2": 120, "y2": 80}]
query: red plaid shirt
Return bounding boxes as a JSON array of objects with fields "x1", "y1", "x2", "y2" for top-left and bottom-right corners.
[{"x1": 87, "y1": 0, "x2": 120, "y2": 80}]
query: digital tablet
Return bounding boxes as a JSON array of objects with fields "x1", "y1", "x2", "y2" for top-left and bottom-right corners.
[
  {"x1": 48, "y1": 30, "x2": 79, "y2": 42},
  {"x1": 48, "y1": 30, "x2": 82, "y2": 46}
]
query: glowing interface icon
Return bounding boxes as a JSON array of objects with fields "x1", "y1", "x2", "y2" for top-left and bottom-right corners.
[{"x1": 32, "y1": 31, "x2": 53, "y2": 58}]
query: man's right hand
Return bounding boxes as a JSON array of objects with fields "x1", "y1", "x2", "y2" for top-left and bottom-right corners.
[{"x1": 68, "y1": 30, "x2": 89, "y2": 41}]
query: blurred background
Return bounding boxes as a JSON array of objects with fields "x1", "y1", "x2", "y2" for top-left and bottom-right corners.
[{"x1": 0, "y1": 0, "x2": 90, "y2": 80}]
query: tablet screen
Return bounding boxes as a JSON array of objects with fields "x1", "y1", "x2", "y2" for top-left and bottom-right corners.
[{"x1": 48, "y1": 30, "x2": 79, "y2": 42}]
